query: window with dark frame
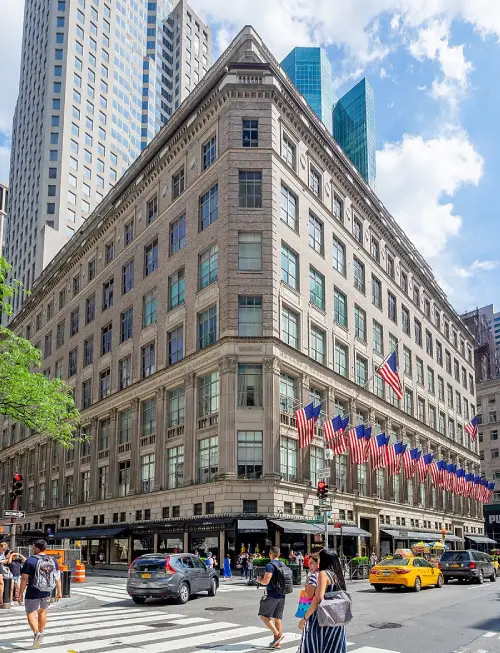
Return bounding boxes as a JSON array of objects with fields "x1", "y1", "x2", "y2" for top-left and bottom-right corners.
[{"x1": 242, "y1": 119, "x2": 258, "y2": 147}]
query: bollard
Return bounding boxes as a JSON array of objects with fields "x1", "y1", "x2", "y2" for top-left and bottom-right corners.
[
  {"x1": 1, "y1": 577, "x2": 12, "y2": 609},
  {"x1": 50, "y1": 585, "x2": 57, "y2": 604},
  {"x1": 62, "y1": 570, "x2": 71, "y2": 598}
]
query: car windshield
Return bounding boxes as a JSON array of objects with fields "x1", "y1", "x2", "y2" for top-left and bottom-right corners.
[
  {"x1": 132, "y1": 557, "x2": 166, "y2": 571},
  {"x1": 379, "y1": 559, "x2": 410, "y2": 567},
  {"x1": 441, "y1": 552, "x2": 469, "y2": 562}
]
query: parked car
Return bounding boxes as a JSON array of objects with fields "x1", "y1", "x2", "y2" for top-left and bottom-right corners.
[
  {"x1": 438, "y1": 550, "x2": 496, "y2": 584},
  {"x1": 370, "y1": 556, "x2": 443, "y2": 592},
  {"x1": 127, "y1": 553, "x2": 219, "y2": 604}
]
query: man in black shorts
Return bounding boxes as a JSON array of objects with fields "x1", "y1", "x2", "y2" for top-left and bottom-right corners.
[{"x1": 256, "y1": 546, "x2": 285, "y2": 648}]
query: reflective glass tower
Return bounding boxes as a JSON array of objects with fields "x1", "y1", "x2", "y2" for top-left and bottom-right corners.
[
  {"x1": 333, "y1": 78, "x2": 376, "y2": 189},
  {"x1": 281, "y1": 47, "x2": 335, "y2": 133}
]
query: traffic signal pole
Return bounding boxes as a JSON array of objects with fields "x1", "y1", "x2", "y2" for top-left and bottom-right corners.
[
  {"x1": 9, "y1": 496, "x2": 18, "y2": 551},
  {"x1": 9, "y1": 474, "x2": 24, "y2": 550}
]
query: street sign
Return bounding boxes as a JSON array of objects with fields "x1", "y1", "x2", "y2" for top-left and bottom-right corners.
[
  {"x1": 317, "y1": 467, "x2": 330, "y2": 478},
  {"x1": 3, "y1": 510, "x2": 25, "y2": 519}
]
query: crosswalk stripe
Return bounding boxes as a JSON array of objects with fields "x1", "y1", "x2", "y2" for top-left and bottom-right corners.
[
  {"x1": 103, "y1": 625, "x2": 269, "y2": 653},
  {"x1": 349, "y1": 647, "x2": 401, "y2": 653},
  {"x1": 0, "y1": 606, "x2": 163, "y2": 627},
  {"x1": 203, "y1": 632, "x2": 302, "y2": 652},
  {"x1": 483, "y1": 632, "x2": 497, "y2": 638},
  {"x1": 71, "y1": 588, "x2": 129, "y2": 599}
]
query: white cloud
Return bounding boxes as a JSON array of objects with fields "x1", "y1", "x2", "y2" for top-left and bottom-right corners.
[
  {"x1": 376, "y1": 131, "x2": 483, "y2": 259},
  {"x1": 456, "y1": 260, "x2": 500, "y2": 277}
]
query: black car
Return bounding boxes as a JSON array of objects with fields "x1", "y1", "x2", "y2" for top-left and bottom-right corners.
[
  {"x1": 438, "y1": 550, "x2": 496, "y2": 584},
  {"x1": 127, "y1": 553, "x2": 219, "y2": 604}
]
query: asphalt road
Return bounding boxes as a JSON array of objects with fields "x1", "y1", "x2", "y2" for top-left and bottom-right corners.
[{"x1": 0, "y1": 576, "x2": 499, "y2": 652}]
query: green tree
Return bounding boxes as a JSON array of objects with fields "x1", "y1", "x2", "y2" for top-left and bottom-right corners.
[{"x1": 0, "y1": 257, "x2": 79, "y2": 446}]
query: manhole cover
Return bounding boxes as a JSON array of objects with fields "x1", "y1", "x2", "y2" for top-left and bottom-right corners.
[
  {"x1": 205, "y1": 606, "x2": 234, "y2": 612},
  {"x1": 369, "y1": 623, "x2": 402, "y2": 630}
]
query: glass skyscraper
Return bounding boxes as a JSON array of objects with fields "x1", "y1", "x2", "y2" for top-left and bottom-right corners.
[
  {"x1": 280, "y1": 47, "x2": 335, "y2": 133},
  {"x1": 333, "y1": 78, "x2": 376, "y2": 189}
]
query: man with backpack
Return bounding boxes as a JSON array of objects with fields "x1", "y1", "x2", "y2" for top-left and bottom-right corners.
[
  {"x1": 18, "y1": 539, "x2": 62, "y2": 649},
  {"x1": 256, "y1": 546, "x2": 293, "y2": 649}
]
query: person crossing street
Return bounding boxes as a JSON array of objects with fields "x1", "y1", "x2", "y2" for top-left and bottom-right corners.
[{"x1": 18, "y1": 539, "x2": 62, "y2": 649}]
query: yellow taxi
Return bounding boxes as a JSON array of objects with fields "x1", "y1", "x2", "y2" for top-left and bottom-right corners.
[{"x1": 370, "y1": 555, "x2": 443, "y2": 592}]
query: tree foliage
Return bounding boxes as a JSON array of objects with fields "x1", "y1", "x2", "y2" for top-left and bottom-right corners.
[{"x1": 0, "y1": 257, "x2": 80, "y2": 446}]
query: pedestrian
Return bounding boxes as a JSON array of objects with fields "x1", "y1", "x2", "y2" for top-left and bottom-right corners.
[
  {"x1": 205, "y1": 552, "x2": 214, "y2": 569},
  {"x1": 241, "y1": 552, "x2": 249, "y2": 578},
  {"x1": 298, "y1": 548, "x2": 347, "y2": 653},
  {"x1": 212, "y1": 555, "x2": 218, "y2": 569},
  {"x1": 0, "y1": 541, "x2": 12, "y2": 603},
  {"x1": 223, "y1": 553, "x2": 232, "y2": 582},
  {"x1": 370, "y1": 551, "x2": 378, "y2": 567},
  {"x1": 256, "y1": 546, "x2": 287, "y2": 648},
  {"x1": 247, "y1": 554, "x2": 254, "y2": 582},
  {"x1": 98, "y1": 551, "x2": 105, "y2": 566},
  {"x1": 194, "y1": 549, "x2": 200, "y2": 557},
  {"x1": 8, "y1": 552, "x2": 26, "y2": 603},
  {"x1": 89, "y1": 553, "x2": 96, "y2": 572},
  {"x1": 295, "y1": 553, "x2": 319, "y2": 620},
  {"x1": 18, "y1": 539, "x2": 62, "y2": 649},
  {"x1": 304, "y1": 553, "x2": 310, "y2": 569}
]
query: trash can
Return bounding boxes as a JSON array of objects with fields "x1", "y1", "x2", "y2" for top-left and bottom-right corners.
[{"x1": 62, "y1": 570, "x2": 71, "y2": 598}]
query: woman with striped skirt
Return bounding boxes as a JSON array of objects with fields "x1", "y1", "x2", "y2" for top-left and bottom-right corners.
[{"x1": 298, "y1": 548, "x2": 347, "y2": 653}]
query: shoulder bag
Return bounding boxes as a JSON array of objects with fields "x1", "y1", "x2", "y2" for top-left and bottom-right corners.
[{"x1": 316, "y1": 571, "x2": 353, "y2": 627}]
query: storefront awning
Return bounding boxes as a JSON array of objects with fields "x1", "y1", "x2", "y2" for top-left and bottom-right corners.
[
  {"x1": 466, "y1": 535, "x2": 497, "y2": 544},
  {"x1": 269, "y1": 520, "x2": 322, "y2": 534},
  {"x1": 53, "y1": 526, "x2": 128, "y2": 540},
  {"x1": 95, "y1": 527, "x2": 128, "y2": 538},
  {"x1": 237, "y1": 519, "x2": 268, "y2": 533},
  {"x1": 444, "y1": 534, "x2": 462, "y2": 542},
  {"x1": 332, "y1": 525, "x2": 371, "y2": 537},
  {"x1": 382, "y1": 529, "x2": 463, "y2": 543}
]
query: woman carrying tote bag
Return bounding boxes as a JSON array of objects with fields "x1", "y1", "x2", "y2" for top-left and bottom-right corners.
[{"x1": 298, "y1": 548, "x2": 349, "y2": 653}]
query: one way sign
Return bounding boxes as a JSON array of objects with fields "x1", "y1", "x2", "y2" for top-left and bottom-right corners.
[{"x1": 3, "y1": 510, "x2": 25, "y2": 519}]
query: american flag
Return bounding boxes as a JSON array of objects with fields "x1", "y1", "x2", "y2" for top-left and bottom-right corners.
[
  {"x1": 480, "y1": 478, "x2": 489, "y2": 502},
  {"x1": 296, "y1": 402, "x2": 321, "y2": 449},
  {"x1": 464, "y1": 473, "x2": 473, "y2": 497},
  {"x1": 446, "y1": 463, "x2": 457, "y2": 492},
  {"x1": 324, "y1": 415, "x2": 349, "y2": 445},
  {"x1": 331, "y1": 434, "x2": 348, "y2": 456},
  {"x1": 348, "y1": 424, "x2": 369, "y2": 465},
  {"x1": 465, "y1": 416, "x2": 479, "y2": 441},
  {"x1": 486, "y1": 482, "x2": 495, "y2": 504},
  {"x1": 472, "y1": 475, "x2": 481, "y2": 500},
  {"x1": 455, "y1": 468, "x2": 466, "y2": 496},
  {"x1": 417, "y1": 452, "x2": 434, "y2": 483},
  {"x1": 369, "y1": 433, "x2": 390, "y2": 469},
  {"x1": 403, "y1": 448, "x2": 421, "y2": 479},
  {"x1": 430, "y1": 460, "x2": 447, "y2": 487},
  {"x1": 377, "y1": 350, "x2": 403, "y2": 400},
  {"x1": 386, "y1": 441, "x2": 407, "y2": 476}
]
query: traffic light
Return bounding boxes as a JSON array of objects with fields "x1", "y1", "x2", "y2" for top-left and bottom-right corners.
[
  {"x1": 317, "y1": 481, "x2": 329, "y2": 499},
  {"x1": 10, "y1": 473, "x2": 24, "y2": 501}
]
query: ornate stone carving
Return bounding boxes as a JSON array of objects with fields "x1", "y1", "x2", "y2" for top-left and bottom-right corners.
[
  {"x1": 349, "y1": 398, "x2": 357, "y2": 415},
  {"x1": 162, "y1": 183, "x2": 169, "y2": 199},
  {"x1": 264, "y1": 357, "x2": 280, "y2": 374},
  {"x1": 184, "y1": 372, "x2": 195, "y2": 388},
  {"x1": 219, "y1": 356, "x2": 238, "y2": 375},
  {"x1": 301, "y1": 373, "x2": 310, "y2": 390}
]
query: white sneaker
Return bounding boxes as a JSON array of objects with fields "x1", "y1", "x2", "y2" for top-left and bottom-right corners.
[{"x1": 33, "y1": 632, "x2": 43, "y2": 649}]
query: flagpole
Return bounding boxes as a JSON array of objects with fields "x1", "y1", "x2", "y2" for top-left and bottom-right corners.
[{"x1": 352, "y1": 336, "x2": 404, "y2": 405}]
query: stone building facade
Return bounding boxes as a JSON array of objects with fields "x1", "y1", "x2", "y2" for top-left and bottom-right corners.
[{"x1": 0, "y1": 27, "x2": 484, "y2": 562}]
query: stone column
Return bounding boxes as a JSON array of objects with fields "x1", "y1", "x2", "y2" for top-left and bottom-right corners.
[
  {"x1": 107, "y1": 408, "x2": 118, "y2": 499},
  {"x1": 264, "y1": 357, "x2": 282, "y2": 481},
  {"x1": 128, "y1": 399, "x2": 140, "y2": 495},
  {"x1": 73, "y1": 438, "x2": 81, "y2": 506},
  {"x1": 219, "y1": 530, "x2": 226, "y2": 561},
  {"x1": 348, "y1": 399, "x2": 357, "y2": 494},
  {"x1": 327, "y1": 388, "x2": 336, "y2": 485},
  {"x1": 183, "y1": 373, "x2": 196, "y2": 485},
  {"x1": 218, "y1": 356, "x2": 237, "y2": 479},
  {"x1": 89, "y1": 417, "x2": 99, "y2": 502},
  {"x1": 153, "y1": 533, "x2": 159, "y2": 553},
  {"x1": 183, "y1": 531, "x2": 189, "y2": 553},
  {"x1": 154, "y1": 388, "x2": 166, "y2": 490}
]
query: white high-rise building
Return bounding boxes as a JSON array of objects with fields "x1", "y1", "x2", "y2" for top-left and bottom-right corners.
[{"x1": 6, "y1": 0, "x2": 211, "y2": 313}]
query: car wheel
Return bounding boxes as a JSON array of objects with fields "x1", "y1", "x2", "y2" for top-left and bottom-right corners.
[
  {"x1": 208, "y1": 578, "x2": 217, "y2": 596},
  {"x1": 457, "y1": 578, "x2": 465, "y2": 584},
  {"x1": 490, "y1": 572, "x2": 496, "y2": 583},
  {"x1": 443, "y1": 576, "x2": 449, "y2": 584},
  {"x1": 178, "y1": 582, "x2": 190, "y2": 604},
  {"x1": 373, "y1": 585, "x2": 383, "y2": 592},
  {"x1": 436, "y1": 574, "x2": 444, "y2": 588},
  {"x1": 414, "y1": 576, "x2": 422, "y2": 592},
  {"x1": 132, "y1": 597, "x2": 146, "y2": 604},
  {"x1": 477, "y1": 571, "x2": 484, "y2": 585}
]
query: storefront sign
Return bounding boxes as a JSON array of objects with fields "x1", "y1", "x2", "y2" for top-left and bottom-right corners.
[{"x1": 398, "y1": 530, "x2": 409, "y2": 539}]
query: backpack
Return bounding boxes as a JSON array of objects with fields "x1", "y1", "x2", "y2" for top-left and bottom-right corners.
[
  {"x1": 32, "y1": 555, "x2": 57, "y2": 592},
  {"x1": 271, "y1": 560, "x2": 293, "y2": 595}
]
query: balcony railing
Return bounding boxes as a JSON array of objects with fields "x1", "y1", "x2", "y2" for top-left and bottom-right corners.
[
  {"x1": 140, "y1": 434, "x2": 156, "y2": 447},
  {"x1": 81, "y1": 455, "x2": 91, "y2": 465},
  {"x1": 118, "y1": 442, "x2": 131, "y2": 454},
  {"x1": 98, "y1": 449, "x2": 109, "y2": 460},
  {"x1": 65, "y1": 461, "x2": 74, "y2": 470},
  {"x1": 198, "y1": 413, "x2": 219, "y2": 430},
  {"x1": 167, "y1": 425, "x2": 185, "y2": 439}
]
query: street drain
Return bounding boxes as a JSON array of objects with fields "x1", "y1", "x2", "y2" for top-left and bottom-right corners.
[
  {"x1": 369, "y1": 623, "x2": 402, "y2": 630},
  {"x1": 205, "y1": 607, "x2": 234, "y2": 611}
]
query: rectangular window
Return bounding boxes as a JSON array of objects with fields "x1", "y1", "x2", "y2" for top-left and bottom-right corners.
[
  {"x1": 198, "y1": 305, "x2": 217, "y2": 349},
  {"x1": 402, "y1": 306, "x2": 410, "y2": 335},
  {"x1": 100, "y1": 368, "x2": 110, "y2": 399},
  {"x1": 242, "y1": 119, "x2": 258, "y2": 148},
  {"x1": 146, "y1": 195, "x2": 158, "y2": 225},
  {"x1": 122, "y1": 260, "x2": 134, "y2": 294},
  {"x1": 309, "y1": 165, "x2": 321, "y2": 197},
  {"x1": 144, "y1": 238, "x2": 158, "y2": 276},
  {"x1": 105, "y1": 241, "x2": 114, "y2": 265},
  {"x1": 427, "y1": 367, "x2": 435, "y2": 394},
  {"x1": 238, "y1": 233, "x2": 262, "y2": 270},
  {"x1": 168, "y1": 386, "x2": 185, "y2": 427},
  {"x1": 141, "y1": 454, "x2": 155, "y2": 493},
  {"x1": 143, "y1": 290, "x2": 157, "y2": 327},
  {"x1": 308, "y1": 213, "x2": 324, "y2": 255},
  {"x1": 198, "y1": 436, "x2": 218, "y2": 483},
  {"x1": 280, "y1": 184, "x2": 297, "y2": 230},
  {"x1": 83, "y1": 336, "x2": 93, "y2": 368},
  {"x1": 120, "y1": 308, "x2": 133, "y2": 343},
  {"x1": 309, "y1": 267, "x2": 325, "y2": 310},
  {"x1": 237, "y1": 431, "x2": 263, "y2": 479},
  {"x1": 142, "y1": 343, "x2": 156, "y2": 378},
  {"x1": 118, "y1": 461, "x2": 130, "y2": 497},
  {"x1": 281, "y1": 134, "x2": 296, "y2": 168},
  {"x1": 172, "y1": 167, "x2": 185, "y2": 199},
  {"x1": 88, "y1": 258, "x2": 96, "y2": 281},
  {"x1": 167, "y1": 446, "x2": 184, "y2": 489},
  {"x1": 333, "y1": 194, "x2": 343, "y2": 222},
  {"x1": 167, "y1": 326, "x2": 184, "y2": 365},
  {"x1": 405, "y1": 388, "x2": 414, "y2": 415},
  {"x1": 281, "y1": 243, "x2": 298, "y2": 289},
  {"x1": 102, "y1": 278, "x2": 114, "y2": 310},
  {"x1": 371, "y1": 237, "x2": 380, "y2": 263},
  {"x1": 426, "y1": 330, "x2": 433, "y2": 357},
  {"x1": 335, "y1": 341, "x2": 348, "y2": 377},
  {"x1": 237, "y1": 364, "x2": 263, "y2": 407},
  {"x1": 101, "y1": 323, "x2": 112, "y2": 355},
  {"x1": 353, "y1": 257, "x2": 365, "y2": 293},
  {"x1": 282, "y1": 306, "x2": 299, "y2": 349},
  {"x1": 202, "y1": 135, "x2": 216, "y2": 169},
  {"x1": 373, "y1": 321, "x2": 383, "y2": 356},
  {"x1": 372, "y1": 276, "x2": 381, "y2": 309},
  {"x1": 200, "y1": 184, "x2": 219, "y2": 230},
  {"x1": 310, "y1": 325, "x2": 326, "y2": 364},
  {"x1": 280, "y1": 436, "x2": 297, "y2": 481},
  {"x1": 353, "y1": 217, "x2": 362, "y2": 244},
  {"x1": 168, "y1": 268, "x2": 185, "y2": 310},
  {"x1": 124, "y1": 220, "x2": 134, "y2": 246},
  {"x1": 239, "y1": 171, "x2": 262, "y2": 208},
  {"x1": 56, "y1": 321, "x2": 65, "y2": 348},
  {"x1": 354, "y1": 305, "x2": 366, "y2": 342},
  {"x1": 238, "y1": 296, "x2": 263, "y2": 337},
  {"x1": 68, "y1": 348, "x2": 77, "y2": 377},
  {"x1": 332, "y1": 237, "x2": 346, "y2": 276},
  {"x1": 387, "y1": 254, "x2": 395, "y2": 279},
  {"x1": 170, "y1": 214, "x2": 186, "y2": 254},
  {"x1": 355, "y1": 355, "x2": 368, "y2": 386},
  {"x1": 403, "y1": 346, "x2": 412, "y2": 376},
  {"x1": 70, "y1": 308, "x2": 79, "y2": 337},
  {"x1": 438, "y1": 376, "x2": 445, "y2": 402},
  {"x1": 334, "y1": 288, "x2": 347, "y2": 327},
  {"x1": 199, "y1": 244, "x2": 218, "y2": 289},
  {"x1": 414, "y1": 318, "x2": 422, "y2": 346},
  {"x1": 119, "y1": 356, "x2": 132, "y2": 390},
  {"x1": 388, "y1": 291, "x2": 397, "y2": 323}
]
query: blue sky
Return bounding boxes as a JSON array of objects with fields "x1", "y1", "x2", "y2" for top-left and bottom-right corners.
[{"x1": 1, "y1": 0, "x2": 500, "y2": 313}]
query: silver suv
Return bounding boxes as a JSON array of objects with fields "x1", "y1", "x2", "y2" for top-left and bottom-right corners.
[{"x1": 127, "y1": 553, "x2": 218, "y2": 604}]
